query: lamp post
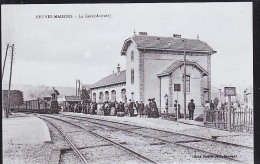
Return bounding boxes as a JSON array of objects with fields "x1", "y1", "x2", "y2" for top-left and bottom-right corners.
[{"x1": 183, "y1": 39, "x2": 187, "y2": 120}]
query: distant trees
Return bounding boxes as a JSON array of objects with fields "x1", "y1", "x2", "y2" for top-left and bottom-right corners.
[
  {"x1": 2, "y1": 90, "x2": 24, "y2": 108},
  {"x1": 81, "y1": 88, "x2": 91, "y2": 103}
]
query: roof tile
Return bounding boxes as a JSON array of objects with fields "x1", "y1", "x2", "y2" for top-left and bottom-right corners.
[
  {"x1": 91, "y1": 70, "x2": 126, "y2": 88},
  {"x1": 132, "y1": 35, "x2": 214, "y2": 52}
]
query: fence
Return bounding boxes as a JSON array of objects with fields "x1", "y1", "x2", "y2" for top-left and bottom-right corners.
[{"x1": 204, "y1": 107, "x2": 253, "y2": 133}]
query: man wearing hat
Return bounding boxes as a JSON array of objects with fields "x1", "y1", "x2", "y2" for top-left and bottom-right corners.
[{"x1": 188, "y1": 99, "x2": 195, "y2": 120}]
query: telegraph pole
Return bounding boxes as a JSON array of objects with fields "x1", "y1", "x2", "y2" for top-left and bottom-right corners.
[
  {"x1": 76, "y1": 80, "x2": 78, "y2": 96},
  {"x1": 183, "y1": 39, "x2": 187, "y2": 119},
  {"x1": 7, "y1": 44, "x2": 14, "y2": 118},
  {"x1": 2, "y1": 43, "x2": 10, "y2": 81}
]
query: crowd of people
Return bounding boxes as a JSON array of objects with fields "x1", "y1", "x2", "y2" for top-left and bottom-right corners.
[{"x1": 65, "y1": 98, "x2": 160, "y2": 118}]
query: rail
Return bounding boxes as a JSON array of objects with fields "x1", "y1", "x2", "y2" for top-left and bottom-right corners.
[
  {"x1": 58, "y1": 114, "x2": 252, "y2": 163},
  {"x1": 37, "y1": 116, "x2": 88, "y2": 164},
  {"x1": 40, "y1": 115, "x2": 157, "y2": 164}
]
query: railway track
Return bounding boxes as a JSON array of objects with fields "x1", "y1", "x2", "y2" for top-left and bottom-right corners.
[
  {"x1": 38, "y1": 115, "x2": 157, "y2": 164},
  {"x1": 57, "y1": 113, "x2": 253, "y2": 163},
  {"x1": 38, "y1": 116, "x2": 88, "y2": 164},
  {"x1": 61, "y1": 114, "x2": 253, "y2": 149}
]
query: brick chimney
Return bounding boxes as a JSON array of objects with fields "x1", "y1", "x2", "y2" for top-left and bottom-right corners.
[
  {"x1": 117, "y1": 63, "x2": 120, "y2": 74},
  {"x1": 173, "y1": 34, "x2": 181, "y2": 38}
]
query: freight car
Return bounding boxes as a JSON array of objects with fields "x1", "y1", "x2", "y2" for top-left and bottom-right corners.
[{"x1": 10, "y1": 89, "x2": 60, "y2": 114}]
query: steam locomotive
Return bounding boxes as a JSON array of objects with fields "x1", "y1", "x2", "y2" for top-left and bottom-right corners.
[{"x1": 11, "y1": 89, "x2": 60, "y2": 114}]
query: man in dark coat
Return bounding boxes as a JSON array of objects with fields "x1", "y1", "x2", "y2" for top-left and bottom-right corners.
[
  {"x1": 139, "y1": 101, "x2": 144, "y2": 117},
  {"x1": 210, "y1": 100, "x2": 214, "y2": 110},
  {"x1": 92, "y1": 102, "x2": 97, "y2": 115},
  {"x1": 188, "y1": 99, "x2": 195, "y2": 120},
  {"x1": 147, "y1": 99, "x2": 152, "y2": 118},
  {"x1": 129, "y1": 99, "x2": 134, "y2": 117}
]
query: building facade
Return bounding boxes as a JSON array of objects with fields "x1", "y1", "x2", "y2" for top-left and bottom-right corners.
[
  {"x1": 90, "y1": 65, "x2": 127, "y2": 103},
  {"x1": 90, "y1": 32, "x2": 216, "y2": 113}
]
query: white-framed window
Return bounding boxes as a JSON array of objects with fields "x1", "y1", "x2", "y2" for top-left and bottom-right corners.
[
  {"x1": 182, "y1": 75, "x2": 190, "y2": 92},
  {"x1": 131, "y1": 69, "x2": 134, "y2": 84},
  {"x1": 131, "y1": 50, "x2": 134, "y2": 61}
]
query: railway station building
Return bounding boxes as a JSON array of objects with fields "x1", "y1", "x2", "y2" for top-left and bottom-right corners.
[{"x1": 90, "y1": 32, "x2": 216, "y2": 113}]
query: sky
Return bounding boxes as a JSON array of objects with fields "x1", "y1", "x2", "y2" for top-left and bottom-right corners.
[{"x1": 1, "y1": 3, "x2": 253, "y2": 93}]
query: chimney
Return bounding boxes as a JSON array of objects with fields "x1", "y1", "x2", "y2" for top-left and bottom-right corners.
[
  {"x1": 168, "y1": 41, "x2": 171, "y2": 47},
  {"x1": 117, "y1": 63, "x2": 120, "y2": 74},
  {"x1": 173, "y1": 34, "x2": 181, "y2": 38},
  {"x1": 139, "y1": 32, "x2": 148, "y2": 36}
]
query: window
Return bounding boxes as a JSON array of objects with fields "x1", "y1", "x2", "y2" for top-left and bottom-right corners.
[
  {"x1": 131, "y1": 69, "x2": 134, "y2": 84},
  {"x1": 131, "y1": 50, "x2": 134, "y2": 61},
  {"x1": 131, "y1": 92, "x2": 135, "y2": 101},
  {"x1": 182, "y1": 75, "x2": 190, "y2": 92},
  {"x1": 93, "y1": 93, "x2": 96, "y2": 102}
]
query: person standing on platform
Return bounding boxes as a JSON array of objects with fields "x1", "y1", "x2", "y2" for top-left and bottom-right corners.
[
  {"x1": 135, "y1": 101, "x2": 140, "y2": 116},
  {"x1": 210, "y1": 100, "x2": 214, "y2": 110},
  {"x1": 147, "y1": 99, "x2": 152, "y2": 118},
  {"x1": 188, "y1": 99, "x2": 195, "y2": 120},
  {"x1": 124, "y1": 100, "x2": 129, "y2": 116},
  {"x1": 174, "y1": 100, "x2": 181, "y2": 119},
  {"x1": 129, "y1": 99, "x2": 134, "y2": 117},
  {"x1": 139, "y1": 101, "x2": 144, "y2": 117},
  {"x1": 150, "y1": 98, "x2": 159, "y2": 118},
  {"x1": 93, "y1": 102, "x2": 97, "y2": 115}
]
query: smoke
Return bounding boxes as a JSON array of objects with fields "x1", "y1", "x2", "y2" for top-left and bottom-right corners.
[{"x1": 28, "y1": 85, "x2": 53, "y2": 99}]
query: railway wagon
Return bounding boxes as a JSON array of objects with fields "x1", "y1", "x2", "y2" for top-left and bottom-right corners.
[
  {"x1": 11, "y1": 98, "x2": 60, "y2": 114},
  {"x1": 10, "y1": 88, "x2": 60, "y2": 114}
]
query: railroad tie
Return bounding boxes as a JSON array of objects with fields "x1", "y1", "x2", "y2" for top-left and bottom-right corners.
[{"x1": 48, "y1": 149, "x2": 61, "y2": 164}]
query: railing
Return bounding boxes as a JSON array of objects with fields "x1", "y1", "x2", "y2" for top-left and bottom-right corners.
[{"x1": 204, "y1": 107, "x2": 253, "y2": 133}]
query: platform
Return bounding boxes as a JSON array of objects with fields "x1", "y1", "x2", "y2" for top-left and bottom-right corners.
[
  {"x1": 3, "y1": 113, "x2": 51, "y2": 145},
  {"x1": 2, "y1": 113, "x2": 52, "y2": 164}
]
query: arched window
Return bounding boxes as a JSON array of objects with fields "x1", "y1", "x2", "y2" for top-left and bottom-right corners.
[
  {"x1": 131, "y1": 69, "x2": 134, "y2": 84},
  {"x1": 93, "y1": 93, "x2": 96, "y2": 102},
  {"x1": 105, "y1": 91, "x2": 109, "y2": 101},
  {"x1": 99, "y1": 92, "x2": 104, "y2": 102},
  {"x1": 182, "y1": 75, "x2": 190, "y2": 92},
  {"x1": 121, "y1": 89, "x2": 126, "y2": 102},
  {"x1": 131, "y1": 50, "x2": 134, "y2": 61},
  {"x1": 111, "y1": 90, "x2": 116, "y2": 102}
]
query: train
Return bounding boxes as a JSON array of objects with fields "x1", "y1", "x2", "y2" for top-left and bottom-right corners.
[{"x1": 10, "y1": 89, "x2": 60, "y2": 114}]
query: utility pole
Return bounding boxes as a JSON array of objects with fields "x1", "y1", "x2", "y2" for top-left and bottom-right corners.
[
  {"x1": 2, "y1": 43, "x2": 10, "y2": 81},
  {"x1": 183, "y1": 39, "x2": 187, "y2": 120},
  {"x1": 76, "y1": 80, "x2": 78, "y2": 96},
  {"x1": 7, "y1": 44, "x2": 14, "y2": 118}
]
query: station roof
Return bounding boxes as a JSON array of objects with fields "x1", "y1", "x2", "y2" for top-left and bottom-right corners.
[
  {"x1": 64, "y1": 96, "x2": 82, "y2": 102},
  {"x1": 90, "y1": 70, "x2": 126, "y2": 89},
  {"x1": 121, "y1": 35, "x2": 216, "y2": 55},
  {"x1": 157, "y1": 60, "x2": 209, "y2": 77}
]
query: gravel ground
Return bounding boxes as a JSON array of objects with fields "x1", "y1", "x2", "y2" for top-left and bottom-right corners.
[
  {"x1": 57, "y1": 116, "x2": 234, "y2": 163},
  {"x1": 178, "y1": 141, "x2": 253, "y2": 162},
  {"x1": 92, "y1": 126, "x2": 230, "y2": 163},
  {"x1": 62, "y1": 113, "x2": 253, "y2": 148},
  {"x1": 80, "y1": 146, "x2": 145, "y2": 164},
  {"x1": 3, "y1": 142, "x2": 52, "y2": 164},
  {"x1": 3, "y1": 113, "x2": 52, "y2": 164},
  {"x1": 43, "y1": 118, "x2": 82, "y2": 164},
  {"x1": 40, "y1": 115, "x2": 147, "y2": 163},
  {"x1": 59, "y1": 114, "x2": 253, "y2": 163},
  {"x1": 60, "y1": 151, "x2": 82, "y2": 164}
]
